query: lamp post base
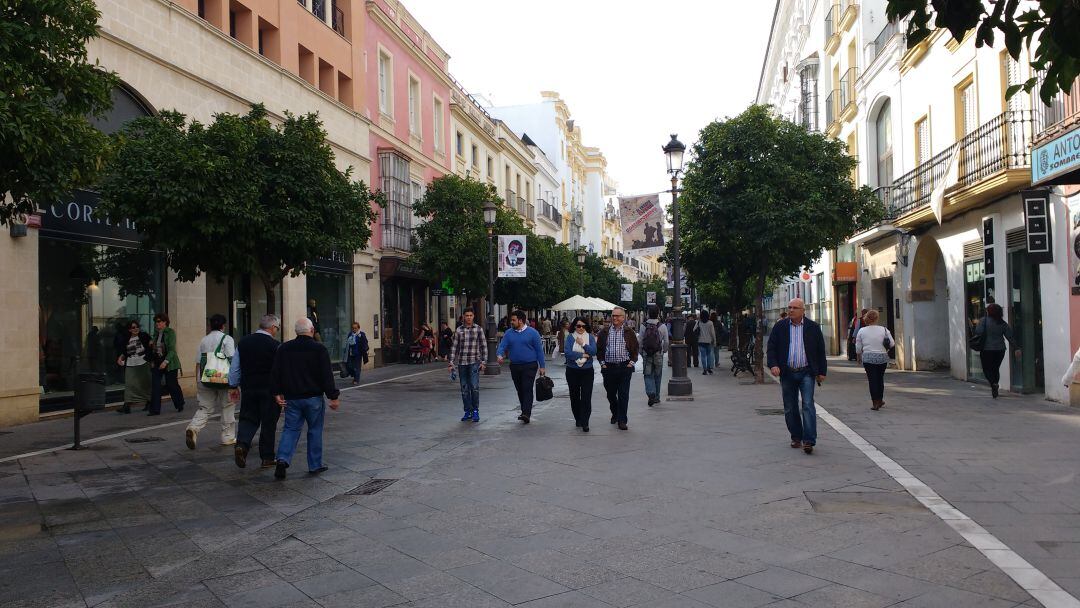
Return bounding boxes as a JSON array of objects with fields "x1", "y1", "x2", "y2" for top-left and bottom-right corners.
[
  {"x1": 484, "y1": 333, "x2": 501, "y2": 376},
  {"x1": 666, "y1": 317, "x2": 693, "y2": 400}
]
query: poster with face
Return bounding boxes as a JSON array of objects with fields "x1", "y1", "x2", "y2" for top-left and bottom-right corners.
[
  {"x1": 1071, "y1": 201, "x2": 1080, "y2": 295},
  {"x1": 618, "y1": 194, "x2": 665, "y2": 256},
  {"x1": 498, "y1": 235, "x2": 527, "y2": 278}
]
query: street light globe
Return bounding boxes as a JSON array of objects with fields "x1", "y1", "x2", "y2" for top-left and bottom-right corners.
[
  {"x1": 482, "y1": 200, "x2": 497, "y2": 226},
  {"x1": 577, "y1": 247, "x2": 586, "y2": 265},
  {"x1": 663, "y1": 133, "x2": 686, "y2": 176}
]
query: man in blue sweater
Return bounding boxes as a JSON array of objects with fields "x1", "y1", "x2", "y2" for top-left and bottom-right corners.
[{"x1": 496, "y1": 309, "x2": 547, "y2": 423}]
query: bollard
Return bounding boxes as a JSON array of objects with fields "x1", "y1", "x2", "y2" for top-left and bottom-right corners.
[{"x1": 70, "y1": 372, "x2": 106, "y2": 450}]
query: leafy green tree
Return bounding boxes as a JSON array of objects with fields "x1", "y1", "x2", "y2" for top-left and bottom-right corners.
[
  {"x1": 0, "y1": 0, "x2": 117, "y2": 224},
  {"x1": 680, "y1": 105, "x2": 883, "y2": 382},
  {"x1": 582, "y1": 253, "x2": 623, "y2": 304},
  {"x1": 98, "y1": 105, "x2": 381, "y2": 313},
  {"x1": 412, "y1": 174, "x2": 527, "y2": 311},
  {"x1": 630, "y1": 275, "x2": 668, "y2": 313},
  {"x1": 887, "y1": 0, "x2": 1078, "y2": 102}
]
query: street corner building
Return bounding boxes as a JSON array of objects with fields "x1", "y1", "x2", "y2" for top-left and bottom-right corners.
[{"x1": 757, "y1": 0, "x2": 1080, "y2": 405}]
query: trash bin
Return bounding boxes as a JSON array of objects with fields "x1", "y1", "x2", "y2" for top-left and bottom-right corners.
[{"x1": 74, "y1": 372, "x2": 107, "y2": 412}]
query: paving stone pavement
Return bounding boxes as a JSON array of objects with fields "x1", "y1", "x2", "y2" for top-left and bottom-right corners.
[{"x1": 0, "y1": 351, "x2": 1074, "y2": 607}]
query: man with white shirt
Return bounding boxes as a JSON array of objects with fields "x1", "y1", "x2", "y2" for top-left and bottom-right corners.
[{"x1": 186, "y1": 314, "x2": 237, "y2": 450}]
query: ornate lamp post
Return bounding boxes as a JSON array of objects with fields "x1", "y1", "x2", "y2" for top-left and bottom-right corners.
[
  {"x1": 483, "y1": 200, "x2": 501, "y2": 376},
  {"x1": 576, "y1": 247, "x2": 586, "y2": 295},
  {"x1": 664, "y1": 134, "x2": 692, "y2": 399}
]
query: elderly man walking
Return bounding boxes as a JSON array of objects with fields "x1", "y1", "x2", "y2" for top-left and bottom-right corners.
[
  {"x1": 228, "y1": 314, "x2": 281, "y2": 469},
  {"x1": 598, "y1": 306, "x2": 639, "y2": 430},
  {"x1": 767, "y1": 298, "x2": 827, "y2": 454},
  {"x1": 271, "y1": 318, "x2": 340, "y2": 479}
]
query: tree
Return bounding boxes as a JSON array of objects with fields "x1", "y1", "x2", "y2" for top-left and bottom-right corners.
[
  {"x1": 887, "y1": 0, "x2": 1079, "y2": 103},
  {"x1": 98, "y1": 105, "x2": 381, "y2": 313},
  {"x1": 680, "y1": 105, "x2": 883, "y2": 382},
  {"x1": 581, "y1": 253, "x2": 623, "y2": 304},
  {"x1": 412, "y1": 174, "x2": 527, "y2": 309},
  {"x1": 630, "y1": 275, "x2": 668, "y2": 313},
  {"x1": 0, "y1": 0, "x2": 117, "y2": 224}
]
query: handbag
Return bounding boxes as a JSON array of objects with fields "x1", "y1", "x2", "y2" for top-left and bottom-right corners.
[
  {"x1": 968, "y1": 319, "x2": 986, "y2": 352},
  {"x1": 535, "y1": 375, "x2": 554, "y2": 402},
  {"x1": 200, "y1": 335, "x2": 231, "y2": 388}
]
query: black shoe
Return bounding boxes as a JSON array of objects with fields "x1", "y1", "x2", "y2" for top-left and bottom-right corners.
[
  {"x1": 803, "y1": 443, "x2": 814, "y2": 454},
  {"x1": 147, "y1": 411, "x2": 160, "y2": 417},
  {"x1": 582, "y1": 426, "x2": 589, "y2": 433},
  {"x1": 309, "y1": 466, "x2": 328, "y2": 475},
  {"x1": 274, "y1": 461, "x2": 288, "y2": 480},
  {"x1": 117, "y1": 404, "x2": 131, "y2": 415},
  {"x1": 518, "y1": 413, "x2": 527, "y2": 422},
  {"x1": 175, "y1": 404, "x2": 185, "y2": 412},
  {"x1": 234, "y1": 444, "x2": 248, "y2": 469},
  {"x1": 703, "y1": 371, "x2": 708, "y2": 376},
  {"x1": 260, "y1": 459, "x2": 275, "y2": 468},
  {"x1": 991, "y1": 384, "x2": 999, "y2": 399},
  {"x1": 618, "y1": 423, "x2": 628, "y2": 430},
  {"x1": 610, "y1": 416, "x2": 617, "y2": 424},
  {"x1": 575, "y1": 422, "x2": 582, "y2": 427}
]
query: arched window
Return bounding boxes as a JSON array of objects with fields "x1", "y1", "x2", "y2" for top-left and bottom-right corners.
[{"x1": 874, "y1": 100, "x2": 893, "y2": 187}]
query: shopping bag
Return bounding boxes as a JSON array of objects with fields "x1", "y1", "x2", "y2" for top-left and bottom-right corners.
[
  {"x1": 535, "y1": 375, "x2": 554, "y2": 402},
  {"x1": 200, "y1": 335, "x2": 231, "y2": 388}
]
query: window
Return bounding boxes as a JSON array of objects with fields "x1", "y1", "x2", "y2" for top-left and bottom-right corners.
[
  {"x1": 914, "y1": 116, "x2": 930, "y2": 165},
  {"x1": 847, "y1": 131, "x2": 858, "y2": 183},
  {"x1": 1002, "y1": 53, "x2": 1023, "y2": 113},
  {"x1": 799, "y1": 62, "x2": 819, "y2": 131},
  {"x1": 377, "y1": 51, "x2": 392, "y2": 115},
  {"x1": 379, "y1": 151, "x2": 412, "y2": 251},
  {"x1": 455, "y1": 132, "x2": 463, "y2": 157},
  {"x1": 875, "y1": 100, "x2": 893, "y2": 187},
  {"x1": 433, "y1": 98, "x2": 444, "y2": 152},
  {"x1": 408, "y1": 76, "x2": 420, "y2": 135},
  {"x1": 471, "y1": 144, "x2": 479, "y2": 168},
  {"x1": 486, "y1": 156, "x2": 493, "y2": 179},
  {"x1": 956, "y1": 77, "x2": 977, "y2": 139}
]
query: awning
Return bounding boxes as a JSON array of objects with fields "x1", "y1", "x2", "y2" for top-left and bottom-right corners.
[{"x1": 550, "y1": 295, "x2": 619, "y2": 311}]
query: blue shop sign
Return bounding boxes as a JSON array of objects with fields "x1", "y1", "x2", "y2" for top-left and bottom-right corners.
[{"x1": 1032, "y1": 124, "x2": 1080, "y2": 186}]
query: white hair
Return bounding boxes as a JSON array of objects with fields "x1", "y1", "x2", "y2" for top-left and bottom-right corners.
[
  {"x1": 295, "y1": 317, "x2": 314, "y2": 335},
  {"x1": 259, "y1": 314, "x2": 280, "y2": 330}
]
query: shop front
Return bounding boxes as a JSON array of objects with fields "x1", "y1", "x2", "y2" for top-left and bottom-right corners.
[
  {"x1": 379, "y1": 256, "x2": 429, "y2": 364},
  {"x1": 307, "y1": 251, "x2": 353, "y2": 363},
  {"x1": 833, "y1": 251, "x2": 859, "y2": 357}
]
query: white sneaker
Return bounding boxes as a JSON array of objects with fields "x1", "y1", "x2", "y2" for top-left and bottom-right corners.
[{"x1": 220, "y1": 439, "x2": 236, "y2": 446}]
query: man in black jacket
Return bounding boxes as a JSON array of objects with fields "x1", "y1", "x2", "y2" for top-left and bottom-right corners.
[
  {"x1": 228, "y1": 314, "x2": 281, "y2": 469},
  {"x1": 766, "y1": 298, "x2": 827, "y2": 454},
  {"x1": 271, "y1": 318, "x2": 341, "y2": 479}
]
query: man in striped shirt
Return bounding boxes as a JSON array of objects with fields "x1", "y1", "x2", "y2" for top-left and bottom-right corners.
[
  {"x1": 766, "y1": 298, "x2": 827, "y2": 454},
  {"x1": 449, "y1": 309, "x2": 487, "y2": 422}
]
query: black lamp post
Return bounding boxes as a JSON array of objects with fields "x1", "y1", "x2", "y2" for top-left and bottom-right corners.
[
  {"x1": 576, "y1": 247, "x2": 586, "y2": 295},
  {"x1": 664, "y1": 134, "x2": 693, "y2": 399},
  {"x1": 483, "y1": 200, "x2": 501, "y2": 376}
]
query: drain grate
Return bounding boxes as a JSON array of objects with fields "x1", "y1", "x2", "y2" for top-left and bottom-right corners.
[
  {"x1": 124, "y1": 436, "x2": 165, "y2": 444},
  {"x1": 345, "y1": 478, "x2": 398, "y2": 496},
  {"x1": 755, "y1": 408, "x2": 786, "y2": 416}
]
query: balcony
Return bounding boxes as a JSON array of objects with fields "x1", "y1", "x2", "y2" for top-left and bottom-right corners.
[
  {"x1": 527, "y1": 203, "x2": 536, "y2": 223},
  {"x1": 839, "y1": 0, "x2": 858, "y2": 33},
  {"x1": 889, "y1": 111, "x2": 1036, "y2": 222},
  {"x1": 824, "y1": 3, "x2": 842, "y2": 55},
  {"x1": 839, "y1": 68, "x2": 857, "y2": 122},
  {"x1": 517, "y1": 197, "x2": 527, "y2": 217},
  {"x1": 382, "y1": 226, "x2": 414, "y2": 252},
  {"x1": 866, "y1": 21, "x2": 898, "y2": 70},
  {"x1": 1033, "y1": 79, "x2": 1080, "y2": 145},
  {"x1": 331, "y1": 3, "x2": 345, "y2": 37},
  {"x1": 825, "y1": 88, "x2": 840, "y2": 136},
  {"x1": 505, "y1": 189, "x2": 515, "y2": 210},
  {"x1": 873, "y1": 186, "x2": 896, "y2": 219}
]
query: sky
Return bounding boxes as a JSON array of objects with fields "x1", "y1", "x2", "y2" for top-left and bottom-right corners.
[{"x1": 402, "y1": 0, "x2": 777, "y2": 198}]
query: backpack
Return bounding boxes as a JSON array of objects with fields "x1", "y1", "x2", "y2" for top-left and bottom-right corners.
[{"x1": 642, "y1": 323, "x2": 662, "y2": 355}]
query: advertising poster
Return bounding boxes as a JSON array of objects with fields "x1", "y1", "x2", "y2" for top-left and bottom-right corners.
[
  {"x1": 1071, "y1": 201, "x2": 1080, "y2": 295},
  {"x1": 618, "y1": 194, "x2": 665, "y2": 256},
  {"x1": 621, "y1": 284, "x2": 634, "y2": 302},
  {"x1": 646, "y1": 291, "x2": 656, "y2": 306},
  {"x1": 498, "y1": 235, "x2": 527, "y2": 278}
]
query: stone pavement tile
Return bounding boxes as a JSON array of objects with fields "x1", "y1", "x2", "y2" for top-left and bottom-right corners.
[
  {"x1": 515, "y1": 590, "x2": 616, "y2": 608},
  {"x1": 203, "y1": 567, "x2": 282, "y2": 597},
  {"x1": 734, "y1": 567, "x2": 831, "y2": 598},
  {"x1": 5, "y1": 591, "x2": 91, "y2": 608},
  {"x1": 784, "y1": 556, "x2": 933, "y2": 602},
  {"x1": 419, "y1": 546, "x2": 493, "y2": 570},
  {"x1": 216, "y1": 582, "x2": 310, "y2": 608},
  {"x1": 631, "y1": 596, "x2": 715, "y2": 608},
  {"x1": 591, "y1": 548, "x2": 679, "y2": 575},
  {"x1": 252, "y1": 536, "x2": 328, "y2": 568},
  {"x1": 382, "y1": 570, "x2": 475, "y2": 602},
  {"x1": 645, "y1": 540, "x2": 722, "y2": 565},
  {"x1": 790, "y1": 583, "x2": 893, "y2": 607},
  {"x1": 290, "y1": 568, "x2": 377, "y2": 598},
  {"x1": 630, "y1": 563, "x2": 724, "y2": 593},
  {"x1": 0, "y1": 561, "x2": 82, "y2": 605},
  {"x1": 893, "y1": 586, "x2": 1022, "y2": 608},
  {"x1": 887, "y1": 546, "x2": 987, "y2": 585},
  {"x1": 446, "y1": 559, "x2": 569, "y2": 605},
  {"x1": 273, "y1": 556, "x2": 350, "y2": 582},
  {"x1": 508, "y1": 549, "x2": 623, "y2": 589},
  {"x1": 578, "y1": 577, "x2": 681, "y2": 607},
  {"x1": 317, "y1": 584, "x2": 408, "y2": 608},
  {"x1": 683, "y1": 580, "x2": 786, "y2": 607},
  {"x1": 947, "y1": 570, "x2": 1032, "y2": 604},
  {"x1": 336, "y1": 547, "x2": 438, "y2": 584},
  {"x1": 405, "y1": 585, "x2": 512, "y2": 608},
  {"x1": 468, "y1": 526, "x2": 595, "y2": 559},
  {"x1": 684, "y1": 552, "x2": 769, "y2": 580}
]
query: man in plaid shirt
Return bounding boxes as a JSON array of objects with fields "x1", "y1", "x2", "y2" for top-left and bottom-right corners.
[{"x1": 449, "y1": 309, "x2": 487, "y2": 422}]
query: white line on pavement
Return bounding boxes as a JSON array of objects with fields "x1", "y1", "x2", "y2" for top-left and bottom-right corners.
[
  {"x1": 779, "y1": 375, "x2": 1080, "y2": 608},
  {"x1": 0, "y1": 368, "x2": 444, "y2": 464}
]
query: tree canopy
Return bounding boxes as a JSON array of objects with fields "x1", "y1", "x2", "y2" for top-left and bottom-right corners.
[
  {"x1": 680, "y1": 105, "x2": 883, "y2": 381},
  {"x1": 98, "y1": 104, "x2": 381, "y2": 312},
  {"x1": 887, "y1": 0, "x2": 1079, "y2": 102},
  {"x1": 0, "y1": 0, "x2": 117, "y2": 224}
]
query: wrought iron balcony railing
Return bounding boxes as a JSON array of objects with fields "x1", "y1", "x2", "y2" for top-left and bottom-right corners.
[
  {"x1": 825, "y1": 3, "x2": 840, "y2": 42},
  {"x1": 332, "y1": 4, "x2": 345, "y2": 37},
  {"x1": 839, "y1": 67, "x2": 856, "y2": 116},
  {"x1": 825, "y1": 88, "x2": 840, "y2": 131},
  {"x1": 866, "y1": 21, "x2": 898, "y2": 70},
  {"x1": 1033, "y1": 79, "x2": 1080, "y2": 140},
  {"x1": 382, "y1": 226, "x2": 414, "y2": 252}
]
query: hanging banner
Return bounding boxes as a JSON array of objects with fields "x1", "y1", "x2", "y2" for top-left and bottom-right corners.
[
  {"x1": 1070, "y1": 200, "x2": 1080, "y2": 295},
  {"x1": 646, "y1": 291, "x2": 657, "y2": 306},
  {"x1": 618, "y1": 194, "x2": 665, "y2": 256},
  {"x1": 497, "y1": 235, "x2": 527, "y2": 278},
  {"x1": 620, "y1": 284, "x2": 633, "y2": 302}
]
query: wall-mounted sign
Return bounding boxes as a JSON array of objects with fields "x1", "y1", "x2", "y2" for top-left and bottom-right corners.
[
  {"x1": 39, "y1": 189, "x2": 144, "y2": 247},
  {"x1": 983, "y1": 216, "x2": 996, "y2": 302},
  {"x1": 646, "y1": 291, "x2": 656, "y2": 305},
  {"x1": 1070, "y1": 199, "x2": 1080, "y2": 295},
  {"x1": 1023, "y1": 190, "x2": 1053, "y2": 264},
  {"x1": 621, "y1": 284, "x2": 633, "y2": 302},
  {"x1": 833, "y1": 262, "x2": 858, "y2": 283},
  {"x1": 310, "y1": 249, "x2": 352, "y2": 273},
  {"x1": 1032, "y1": 125, "x2": 1080, "y2": 186}
]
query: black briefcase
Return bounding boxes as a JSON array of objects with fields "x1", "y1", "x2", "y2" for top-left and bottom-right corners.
[{"x1": 535, "y1": 376, "x2": 554, "y2": 402}]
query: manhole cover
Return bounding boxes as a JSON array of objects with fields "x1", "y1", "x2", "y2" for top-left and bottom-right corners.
[
  {"x1": 804, "y1": 491, "x2": 927, "y2": 514},
  {"x1": 124, "y1": 436, "x2": 165, "y2": 443},
  {"x1": 345, "y1": 479, "x2": 398, "y2": 496},
  {"x1": 755, "y1": 408, "x2": 786, "y2": 416}
]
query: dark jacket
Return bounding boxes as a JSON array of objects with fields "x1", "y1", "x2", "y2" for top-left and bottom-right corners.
[
  {"x1": 118, "y1": 331, "x2": 152, "y2": 364},
  {"x1": 596, "y1": 325, "x2": 639, "y2": 364},
  {"x1": 685, "y1": 319, "x2": 699, "y2": 345},
  {"x1": 236, "y1": 331, "x2": 280, "y2": 391},
  {"x1": 766, "y1": 317, "x2": 828, "y2": 377},
  {"x1": 270, "y1": 335, "x2": 340, "y2": 400}
]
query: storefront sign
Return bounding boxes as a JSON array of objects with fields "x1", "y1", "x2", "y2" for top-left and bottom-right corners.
[
  {"x1": 1023, "y1": 190, "x2": 1053, "y2": 264},
  {"x1": 379, "y1": 256, "x2": 425, "y2": 280},
  {"x1": 833, "y1": 262, "x2": 858, "y2": 283},
  {"x1": 1033, "y1": 125, "x2": 1080, "y2": 186},
  {"x1": 310, "y1": 249, "x2": 352, "y2": 273},
  {"x1": 39, "y1": 189, "x2": 142, "y2": 246}
]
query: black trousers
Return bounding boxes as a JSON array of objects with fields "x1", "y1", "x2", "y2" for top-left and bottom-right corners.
[
  {"x1": 149, "y1": 367, "x2": 186, "y2": 414},
  {"x1": 565, "y1": 367, "x2": 594, "y2": 426},
  {"x1": 863, "y1": 362, "x2": 887, "y2": 401},
  {"x1": 687, "y1": 342, "x2": 699, "y2": 367},
  {"x1": 236, "y1": 389, "x2": 281, "y2": 460},
  {"x1": 509, "y1": 362, "x2": 538, "y2": 416},
  {"x1": 980, "y1": 349, "x2": 1007, "y2": 386},
  {"x1": 601, "y1": 364, "x2": 634, "y2": 424}
]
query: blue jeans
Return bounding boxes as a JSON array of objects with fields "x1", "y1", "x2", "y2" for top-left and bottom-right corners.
[
  {"x1": 780, "y1": 369, "x2": 817, "y2": 445},
  {"x1": 275, "y1": 396, "x2": 326, "y2": 471},
  {"x1": 346, "y1": 356, "x2": 362, "y2": 383},
  {"x1": 458, "y1": 362, "x2": 480, "y2": 412},
  {"x1": 699, "y1": 344, "x2": 715, "y2": 371},
  {"x1": 642, "y1": 352, "x2": 664, "y2": 398}
]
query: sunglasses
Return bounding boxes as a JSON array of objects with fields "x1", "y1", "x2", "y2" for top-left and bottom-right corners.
[{"x1": 575, "y1": 324, "x2": 587, "y2": 328}]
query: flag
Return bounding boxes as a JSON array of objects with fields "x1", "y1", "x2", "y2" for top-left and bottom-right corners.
[{"x1": 618, "y1": 194, "x2": 665, "y2": 256}]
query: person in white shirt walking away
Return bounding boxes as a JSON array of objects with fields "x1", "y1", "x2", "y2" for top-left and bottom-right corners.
[{"x1": 855, "y1": 309, "x2": 894, "y2": 411}]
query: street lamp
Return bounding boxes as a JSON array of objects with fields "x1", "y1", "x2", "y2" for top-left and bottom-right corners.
[
  {"x1": 576, "y1": 247, "x2": 586, "y2": 295},
  {"x1": 663, "y1": 134, "x2": 692, "y2": 400},
  {"x1": 482, "y1": 200, "x2": 501, "y2": 376}
]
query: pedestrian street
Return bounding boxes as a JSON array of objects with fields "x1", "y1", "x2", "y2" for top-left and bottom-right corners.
[{"x1": 4, "y1": 355, "x2": 1079, "y2": 607}]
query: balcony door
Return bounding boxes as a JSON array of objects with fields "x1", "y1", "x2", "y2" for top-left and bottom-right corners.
[{"x1": 875, "y1": 100, "x2": 893, "y2": 188}]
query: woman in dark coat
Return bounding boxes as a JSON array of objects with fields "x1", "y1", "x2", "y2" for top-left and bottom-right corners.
[
  {"x1": 972, "y1": 303, "x2": 1020, "y2": 399},
  {"x1": 116, "y1": 319, "x2": 152, "y2": 414}
]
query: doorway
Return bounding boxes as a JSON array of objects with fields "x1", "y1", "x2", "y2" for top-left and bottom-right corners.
[{"x1": 1008, "y1": 249, "x2": 1044, "y2": 393}]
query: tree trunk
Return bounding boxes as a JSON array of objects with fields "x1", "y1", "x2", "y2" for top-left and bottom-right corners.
[
  {"x1": 753, "y1": 269, "x2": 768, "y2": 384},
  {"x1": 264, "y1": 280, "x2": 278, "y2": 315},
  {"x1": 728, "y1": 285, "x2": 743, "y2": 352}
]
